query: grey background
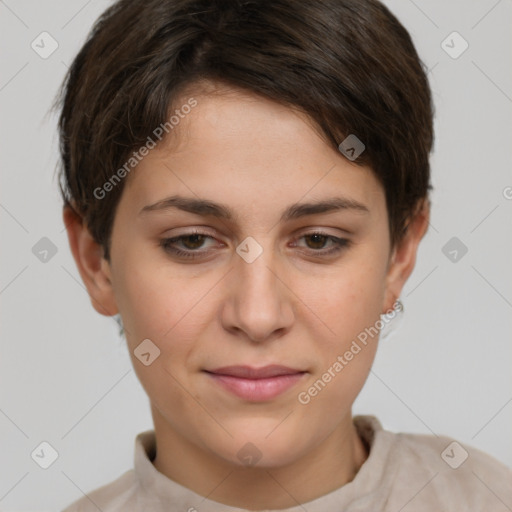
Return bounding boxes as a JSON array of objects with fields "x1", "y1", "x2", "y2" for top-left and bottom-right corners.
[{"x1": 1, "y1": 0, "x2": 511, "y2": 510}]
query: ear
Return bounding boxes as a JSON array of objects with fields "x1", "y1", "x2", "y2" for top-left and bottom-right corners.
[
  {"x1": 382, "y1": 199, "x2": 430, "y2": 314},
  {"x1": 62, "y1": 205, "x2": 118, "y2": 317}
]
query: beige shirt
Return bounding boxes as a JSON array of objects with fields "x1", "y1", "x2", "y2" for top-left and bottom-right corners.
[{"x1": 62, "y1": 415, "x2": 512, "y2": 511}]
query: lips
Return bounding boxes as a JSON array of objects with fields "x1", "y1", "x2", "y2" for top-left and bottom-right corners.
[
  {"x1": 204, "y1": 365, "x2": 305, "y2": 379},
  {"x1": 203, "y1": 365, "x2": 307, "y2": 401}
]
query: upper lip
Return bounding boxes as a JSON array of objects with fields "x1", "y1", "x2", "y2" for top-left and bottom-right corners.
[{"x1": 204, "y1": 365, "x2": 306, "y2": 379}]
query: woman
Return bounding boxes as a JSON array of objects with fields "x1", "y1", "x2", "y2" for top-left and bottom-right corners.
[{"x1": 58, "y1": 0, "x2": 512, "y2": 510}]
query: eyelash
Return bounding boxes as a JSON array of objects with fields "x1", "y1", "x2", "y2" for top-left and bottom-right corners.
[{"x1": 159, "y1": 230, "x2": 351, "y2": 260}]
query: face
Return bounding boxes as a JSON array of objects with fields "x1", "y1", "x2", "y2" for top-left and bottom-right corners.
[{"x1": 68, "y1": 82, "x2": 428, "y2": 469}]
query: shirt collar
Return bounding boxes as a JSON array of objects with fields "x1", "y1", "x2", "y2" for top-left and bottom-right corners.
[{"x1": 133, "y1": 415, "x2": 394, "y2": 511}]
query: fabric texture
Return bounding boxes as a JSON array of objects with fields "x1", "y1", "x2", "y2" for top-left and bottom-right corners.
[{"x1": 62, "y1": 415, "x2": 512, "y2": 511}]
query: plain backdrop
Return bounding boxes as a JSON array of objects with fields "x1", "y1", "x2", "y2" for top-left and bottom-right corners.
[{"x1": 0, "y1": 0, "x2": 511, "y2": 510}]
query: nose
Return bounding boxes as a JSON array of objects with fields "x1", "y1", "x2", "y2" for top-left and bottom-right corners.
[{"x1": 221, "y1": 242, "x2": 295, "y2": 343}]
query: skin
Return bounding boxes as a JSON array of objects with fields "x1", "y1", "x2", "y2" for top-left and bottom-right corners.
[{"x1": 64, "y1": 81, "x2": 429, "y2": 509}]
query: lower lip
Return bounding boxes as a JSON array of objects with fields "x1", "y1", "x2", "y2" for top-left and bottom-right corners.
[{"x1": 205, "y1": 372, "x2": 306, "y2": 401}]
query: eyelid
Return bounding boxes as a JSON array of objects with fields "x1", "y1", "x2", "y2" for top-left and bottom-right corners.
[
  {"x1": 160, "y1": 228, "x2": 352, "y2": 263},
  {"x1": 162, "y1": 229, "x2": 222, "y2": 250},
  {"x1": 293, "y1": 225, "x2": 352, "y2": 237},
  {"x1": 163, "y1": 226, "x2": 350, "y2": 245},
  {"x1": 289, "y1": 231, "x2": 350, "y2": 251},
  {"x1": 163, "y1": 226, "x2": 218, "y2": 237}
]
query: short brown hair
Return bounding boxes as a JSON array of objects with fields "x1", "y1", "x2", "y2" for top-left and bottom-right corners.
[{"x1": 56, "y1": 0, "x2": 434, "y2": 261}]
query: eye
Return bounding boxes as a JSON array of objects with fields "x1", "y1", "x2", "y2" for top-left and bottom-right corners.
[
  {"x1": 159, "y1": 230, "x2": 351, "y2": 261},
  {"x1": 292, "y1": 232, "x2": 351, "y2": 256},
  {"x1": 160, "y1": 231, "x2": 217, "y2": 259}
]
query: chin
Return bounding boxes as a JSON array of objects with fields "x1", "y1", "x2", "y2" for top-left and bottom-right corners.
[{"x1": 207, "y1": 428, "x2": 309, "y2": 469}]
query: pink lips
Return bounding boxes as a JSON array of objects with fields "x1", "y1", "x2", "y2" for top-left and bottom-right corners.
[{"x1": 204, "y1": 365, "x2": 306, "y2": 401}]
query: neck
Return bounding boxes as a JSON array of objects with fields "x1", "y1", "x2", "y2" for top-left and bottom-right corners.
[{"x1": 151, "y1": 406, "x2": 369, "y2": 509}]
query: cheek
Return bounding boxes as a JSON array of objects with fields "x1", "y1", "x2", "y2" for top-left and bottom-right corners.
[
  {"x1": 300, "y1": 253, "x2": 387, "y2": 398},
  {"x1": 113, "y1": 265, "x2": 202, "y2": 402},
  {"x1": 296, "y1": 270, "x2": 384, "y2": 412},
  {"x1": 113, "y1": 258, "x2": 216, "y2": 365},
  {"x1": 111, "y1": 257, "x2": 181, "y2": 345},
  {"x1": 313, "y1": 261, "x2": 386, "y2": 340},
  {"x1": 299, "y1": 345, "x2": 377, "y2": 418}
]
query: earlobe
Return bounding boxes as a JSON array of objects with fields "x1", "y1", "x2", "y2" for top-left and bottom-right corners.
[
  {"x1": 62, "y1": 205, "x2": 118, "y2": 317},
  {"x1": 382, "y1": 199, "x2": 430, "y2": 314}
]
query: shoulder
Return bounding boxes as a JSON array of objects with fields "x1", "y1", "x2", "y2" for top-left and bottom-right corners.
[
  {"x1": 61, "y1": 429, "x2": 157, "y2": 511},
  {"x1": 61, "y1": 470, "x2": 142, "y2": 512},
  {"x1": 391, "y1": 428, "x2": 512, "y2": 510},
  {"x1": 354, "y1": 415, "x2": 512, "y2": 511}
]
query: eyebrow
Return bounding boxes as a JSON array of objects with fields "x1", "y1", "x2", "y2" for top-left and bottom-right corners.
[{"x1": 139, "y1": 194, "x2": 370, "y2": 222}]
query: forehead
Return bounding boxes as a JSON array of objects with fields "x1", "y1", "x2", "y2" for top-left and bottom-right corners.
[{"x1": 119, "y1": 84, "x2": 385, "y2": 221}]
